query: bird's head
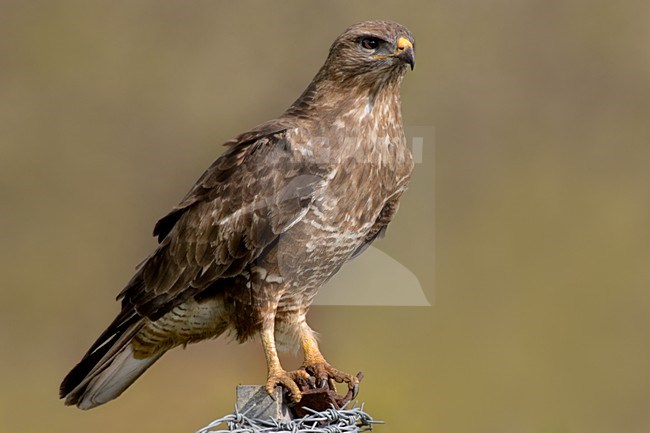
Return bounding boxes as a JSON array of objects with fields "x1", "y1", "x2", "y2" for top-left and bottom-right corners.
[
  {"x1": 322, "y1": 21, "x2": 415, "y2": 83},
  {"x1": 283, "y1": 21, "x2": 415, "y2": 119}
]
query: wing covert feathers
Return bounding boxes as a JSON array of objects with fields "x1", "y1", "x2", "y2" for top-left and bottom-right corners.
[{"x1": 119, "y1": 126, "x2": 328, "y2": 320}]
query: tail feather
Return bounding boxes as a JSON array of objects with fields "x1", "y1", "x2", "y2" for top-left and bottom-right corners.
[
  {"x1": 61, "y1": 294, "x2": 229, "y2": 409},
  {"x1": 72, "y1": 344, "x2": 163, "y2": 410},
  {"x1": 60, "y1": 312, "x2": 163, "y2": 409}
]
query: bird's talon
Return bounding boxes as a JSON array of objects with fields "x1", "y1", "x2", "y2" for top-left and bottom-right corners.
[
  {"x1": 266, "y1": 369, "x2": 303, "y2": 403},
  {"x1": 301, "y1": 362, "x2": 359, "y2": 393}
]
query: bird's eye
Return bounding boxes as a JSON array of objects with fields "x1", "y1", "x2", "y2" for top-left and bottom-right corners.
[{"x1": 360, "y1": 37, "x2": 381, "y2": 50}]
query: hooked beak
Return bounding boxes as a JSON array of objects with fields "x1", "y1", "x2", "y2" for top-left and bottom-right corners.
[{"x1": 395, "y1": 37, "x2": 415, "y2": 70}]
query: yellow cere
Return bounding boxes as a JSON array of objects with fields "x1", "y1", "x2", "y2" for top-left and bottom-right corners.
[{"x1": 396, "y1": 37, "x2": 413, "y2": 51}]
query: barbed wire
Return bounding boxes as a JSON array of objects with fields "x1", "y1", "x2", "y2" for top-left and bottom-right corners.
[{"x1": 197, "y1": 403, "x2": 382, "y2": 433}]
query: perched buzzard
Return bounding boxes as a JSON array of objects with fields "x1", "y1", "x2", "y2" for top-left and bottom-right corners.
[{"x1": 60, "y1": 20, "x2": 415, "y2": 409}]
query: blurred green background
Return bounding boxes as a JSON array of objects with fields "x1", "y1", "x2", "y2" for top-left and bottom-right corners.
[{"x1": 2, "y1": 1, "x2": 650, "y2": 432}]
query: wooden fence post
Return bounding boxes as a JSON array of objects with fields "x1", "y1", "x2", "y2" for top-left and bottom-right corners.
[{"x1": 235, "y1": 385, "x2": 292, "y2": 421}]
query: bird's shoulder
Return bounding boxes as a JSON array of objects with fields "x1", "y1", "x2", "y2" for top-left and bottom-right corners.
[{"x1": 153, "y1": 118, "x2": 329, "y2": 242}]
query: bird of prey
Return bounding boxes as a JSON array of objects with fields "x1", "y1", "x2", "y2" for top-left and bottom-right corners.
[{"x1": 60, "y1": 20, "x2": 415, "y2": 410}]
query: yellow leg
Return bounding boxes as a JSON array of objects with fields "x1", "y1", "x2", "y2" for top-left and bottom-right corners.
[
  {"x1": 260, "y1": 326, "x2": 304, "y2": 402},
  {"x1": 299, "y1": 325, "x2": 326, "y2": 365},
  {"x1": 261, "y1": 326, "x2": 282, "y2": 373}
]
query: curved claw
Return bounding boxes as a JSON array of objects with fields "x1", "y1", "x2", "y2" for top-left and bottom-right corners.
[
  {"x1": 351, "y1": 382, "x2": 359, "y2": 399},
  {"x1": 327, "y1": 372, "x2": 363, "y2": 409},
  {"x1": 318, "y1": 373, "x2": 330, "y2": 389}
]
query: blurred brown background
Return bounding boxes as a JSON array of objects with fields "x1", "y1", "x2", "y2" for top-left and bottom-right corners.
[{"x1": 2, "y1": 1, "x2": 650, "y2": 432}]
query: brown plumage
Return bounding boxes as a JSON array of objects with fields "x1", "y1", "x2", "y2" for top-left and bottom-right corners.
[{"x1": 60, "y1": 20, "x2": 416, "y2": 409}]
